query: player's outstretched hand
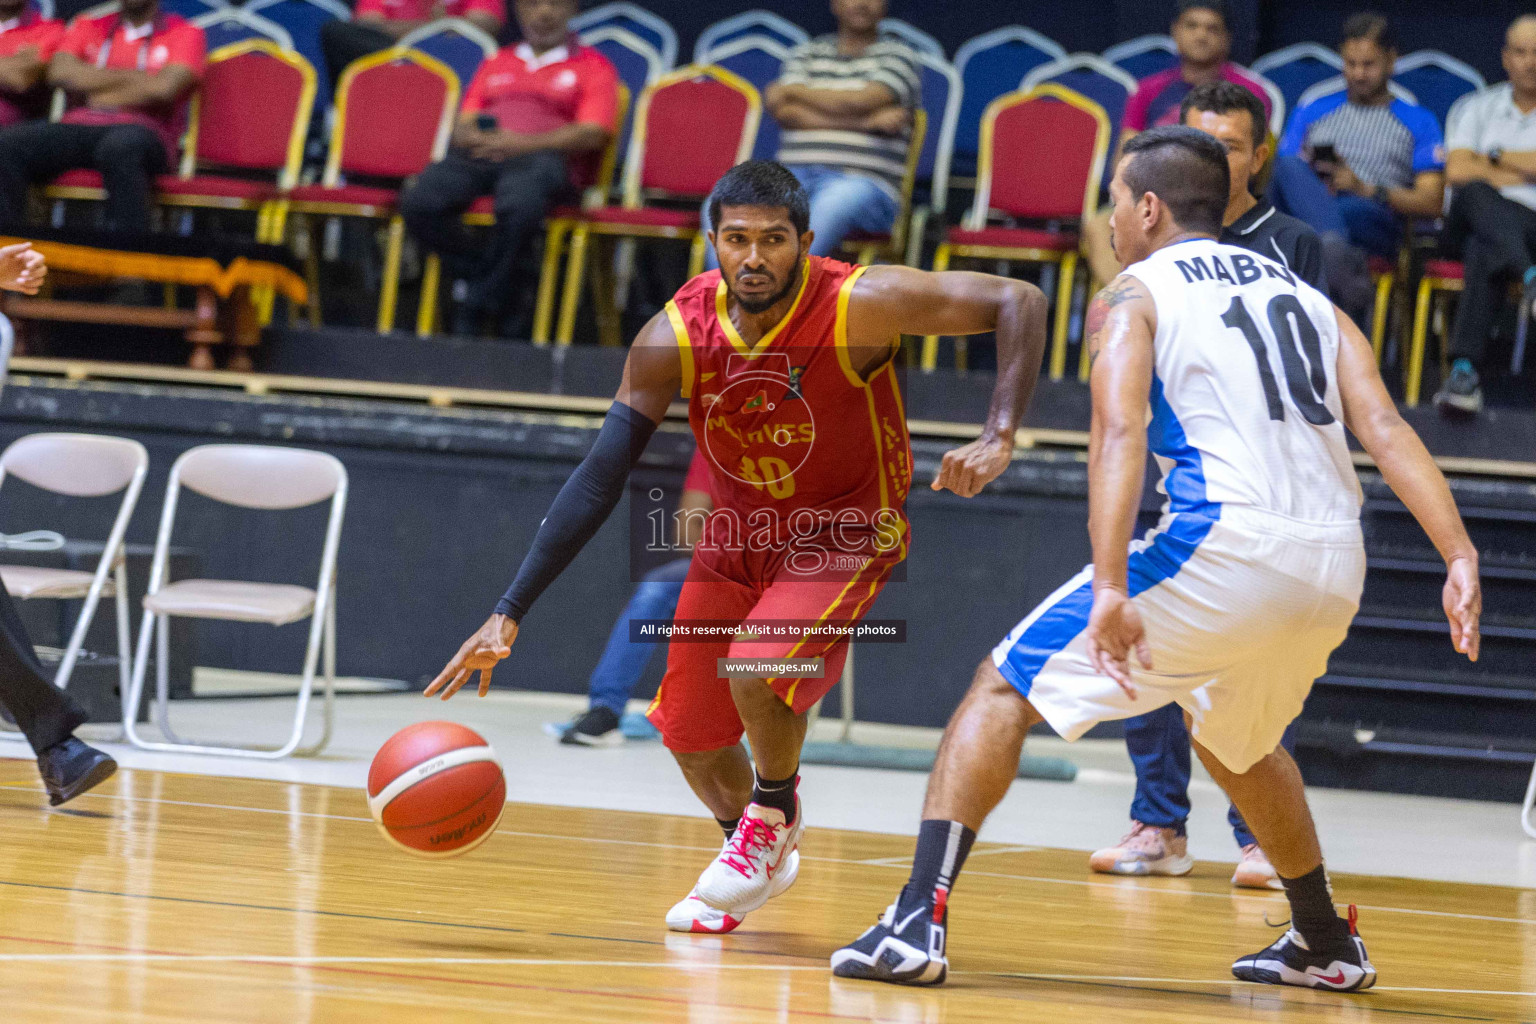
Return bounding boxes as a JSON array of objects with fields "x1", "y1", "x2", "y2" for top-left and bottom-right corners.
[
  {"x1": 1442, "y1": 555, "x2": 1481, "y2": 663},
  {"x1": 1085, "y1": 586, "x2": 1150, "y2": 698},
  {"x1": 424, "y1": 613, "x2": 518, "y2": 700},
  {"x1": 0, "y1": 242, "x2": 45, "y2": 295},
  {"x1": 931, "y1": 434, "x2": 1012, "y2": 497}
]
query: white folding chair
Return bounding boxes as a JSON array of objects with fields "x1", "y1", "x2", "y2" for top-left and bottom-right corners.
[
  {"x1": 1523, "y1": 763, "x2": 1536, "y2": 838},
  {"x1": 0, "y1": 434, "x2": 147, "y2": 705},
  {"x1": 124, "y1": 444, "x2": 346, "y2": 758},
  {"x1": 0, "y1": 311, "x2": 13, "y2": 388}
]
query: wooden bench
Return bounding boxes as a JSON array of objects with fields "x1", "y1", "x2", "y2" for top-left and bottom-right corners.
[{"x1": 0, "y1": 235, "x2": 307, "y2": 371}]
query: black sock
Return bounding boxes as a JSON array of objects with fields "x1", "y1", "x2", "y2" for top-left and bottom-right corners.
[
  {"x1": 716, "y1": 816, "x2": 740, "y2": 839},
  {"x1": 751, "y1": 768, "x2": 798, "y2": 824},
  {"x1": 1280, "y1": 864, "x2": 1350, "y2": 951},
  {"x1": 899, "y1": 820, "x2": 976, "y2": 921}
]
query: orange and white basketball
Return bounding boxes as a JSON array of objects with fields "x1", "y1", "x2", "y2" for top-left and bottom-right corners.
[{"x1": 367, "y1": 721, "x2": 505, "y2": 858}]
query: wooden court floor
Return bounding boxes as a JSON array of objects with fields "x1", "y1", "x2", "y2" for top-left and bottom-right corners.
[{"x1": 0, "y1": 761, "x2": 1530, "y2": 1023}]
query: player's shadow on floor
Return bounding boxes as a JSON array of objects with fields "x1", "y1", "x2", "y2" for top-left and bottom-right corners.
[
  {"x1": 48, "y1": 806, "x2": 113, "y2": 819},
  {"x1": 0, "y1": 799, "x2": 113, "y2": 819}
]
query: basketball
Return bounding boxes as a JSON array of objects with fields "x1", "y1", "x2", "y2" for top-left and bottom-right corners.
[{"x1": 367, "y1": 721, "x2": 505, "y2": 858}]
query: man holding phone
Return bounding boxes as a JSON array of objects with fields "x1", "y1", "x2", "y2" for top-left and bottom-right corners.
[
  {"x1": 1268, "y1": 12, "x2": 1444, "y2": 322},
  {"x1": 399, "y1": 0, "x2": 618, "y2": 337}
]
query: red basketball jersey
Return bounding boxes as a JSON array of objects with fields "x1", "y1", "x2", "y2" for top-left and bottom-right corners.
[{"x1": 665, "y1": 256, "x2": 911, "y2": 563}]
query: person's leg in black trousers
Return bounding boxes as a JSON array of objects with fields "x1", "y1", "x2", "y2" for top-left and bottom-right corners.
[
  {"x1": 400, "y1": 152, "x2": 500, "y2": 329},
  {"x1": 472, "y1": 149, "x2": 571, "y2": 323},
  {"x1": 1438, "y1": 181, "x2": 1536, "y2": 412},
  {"x1": 0, "y1": 122, "x2": 109, "y2": 227},
  {"x1": 399, "y1": 152, "x2": 499, "y2": 266},
  {"x1": 319, "y1": 19, "x2": 395, "y2": 92},
  {"x1": 91, "y1": 124, "x2": 167, "y2": 234},
  {"x1": 1445, "y1": 181, "x2": 1536, "y2": 367},
  {"x1": 0, "y1": 579, "x2": 116, "y2": 805},
  {"x1": 0, "y1": 579, "x2": 87, "y2": 751},
  {"x1": 402, "y1": 150, "x2": 570, "y2": 330}
]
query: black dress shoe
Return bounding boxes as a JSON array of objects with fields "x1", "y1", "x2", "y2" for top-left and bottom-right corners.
[{"x1": 36, "y1": 737, "x2": 117, "y2": 807}]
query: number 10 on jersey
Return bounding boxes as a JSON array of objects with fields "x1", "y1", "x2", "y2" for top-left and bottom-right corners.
[{"x1": 1220, "y1": 295, "x2": 1336, "y2": 426}]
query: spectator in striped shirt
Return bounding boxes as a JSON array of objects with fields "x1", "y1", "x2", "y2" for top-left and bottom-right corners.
[
  {"x1": 715, "y1": 0, "x2": 918, "y2": 264},
  {"x1": 1269, "y1": 13, "x2": 1445, "y2": 324}
]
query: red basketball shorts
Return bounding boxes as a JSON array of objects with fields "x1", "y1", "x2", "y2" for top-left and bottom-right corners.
[{"x1": 646, "y1": 540, "x2": 904, "y2": 753}]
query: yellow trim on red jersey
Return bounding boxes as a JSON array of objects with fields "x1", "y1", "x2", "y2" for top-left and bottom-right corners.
[
  {"x1": 834, "y1": 264, "x2": 870, "y2": 388},
  {"x1": 777, "y1": 536, "x2": 906, "y2": 707},
  {"x1": 863, "y1": 387, "x2": 891, "y2": 513},
  {"x1": 714, "y1": 258, "x2": 812, "y2": 358},
  {"x1": 834, "y1": 265, "x2": 900, "y2": 389},
  {"x1": 883, "y1": 360, "x2": 906, "y2": 422},
  {"x1": 664, "y1": 299, "x2": 694, "y2": 399}
]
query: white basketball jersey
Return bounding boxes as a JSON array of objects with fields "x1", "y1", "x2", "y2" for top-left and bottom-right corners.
[{"x1": 1122, "y1": 238, "x2": 1362, "y2": 522}]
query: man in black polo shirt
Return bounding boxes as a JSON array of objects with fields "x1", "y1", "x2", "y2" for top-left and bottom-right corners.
[
  {"x1": 1196, "y1": 81, "x2": 1327, "y2": 290},
  {"x1": 1086, "y1": 80, "x2": 1324, "y2": 893}
]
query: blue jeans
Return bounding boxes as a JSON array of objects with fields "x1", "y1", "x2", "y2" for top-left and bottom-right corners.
[
  {"x1": 704, "y1": 163, "x2": 899, "y2": 270},
  {"x1": 587, "y1": 557, "x2": 691, "y2": 714},
  {"x1": 1126, "y1": 703, "x2": 1300, "y2": 849},
  {"x1": 1268, "y1": 154, "x2": 1401, "y2": 257}
]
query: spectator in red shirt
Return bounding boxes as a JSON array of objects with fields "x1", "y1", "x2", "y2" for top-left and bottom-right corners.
[
  {"x1": 319, "y1": 0, "x2": 505, "y2": 90},
  {"x1": 0, "y1": 0, "x2": 204, "y2": 234},
  {"x1": 401, "y1": 0, "x2": 617, "y2": 337},
  {"x1": 1084, "y1": 0, "x2": 1273, "y2": 286},
  {"x1": 0, "y1": 0, "x2": 65, "y2": 130}
]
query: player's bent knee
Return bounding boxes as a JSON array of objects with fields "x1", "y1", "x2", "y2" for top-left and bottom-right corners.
[
  {"x1": 671, "y1": 744, "x2": 744, "y2": 772},
  {"x1": 968, "y1": 658, "x2": 1044, "y2": 727}
]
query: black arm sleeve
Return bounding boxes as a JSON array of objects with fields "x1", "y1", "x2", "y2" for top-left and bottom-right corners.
[{"x1": 494, "y1": 401, "x2": 658, "y2": 622}]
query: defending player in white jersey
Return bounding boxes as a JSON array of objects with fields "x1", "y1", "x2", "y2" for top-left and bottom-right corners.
[{"x1": 831, "y1": 125, "x2": 1483, "y2": 992}]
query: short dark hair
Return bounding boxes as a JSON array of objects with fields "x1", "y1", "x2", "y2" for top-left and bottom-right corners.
[
  {"x1": 1121, "y1": 125, "x2": 1231, "y2": 236},
  {"x1": 1175, "y1": 0, "x2": 1228, "y2": 28},
  {"x1": 707, "y1": 161, "x2": 810, "y2": 236},
  {"x1": 1341, "y1": 11, "x2": 1396, "y2": 52},
  {"x1": 1180, "y1": 81, "x2": 1267, "y2": 148}
]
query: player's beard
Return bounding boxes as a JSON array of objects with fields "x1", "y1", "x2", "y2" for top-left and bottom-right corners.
[{"x1": 733, "y1": 262, "x2": 802, "y2": 314}]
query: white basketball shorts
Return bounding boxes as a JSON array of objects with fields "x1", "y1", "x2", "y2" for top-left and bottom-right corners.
[{"x1": 991, "y1": 504, "x2": 1365, "y2": 774}]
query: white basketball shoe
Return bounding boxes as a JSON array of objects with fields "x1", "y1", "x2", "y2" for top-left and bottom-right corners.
[
  {"x1": 676, "y1": 801, "x2": 803, "y2": 922},
  {"x1": 666, "y1": 848, "x2": 801, "y2": 933}
]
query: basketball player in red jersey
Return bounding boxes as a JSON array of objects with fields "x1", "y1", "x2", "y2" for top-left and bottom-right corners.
[{"x1": 426, "y1": 161, "x2": 1048, "y2": 933}]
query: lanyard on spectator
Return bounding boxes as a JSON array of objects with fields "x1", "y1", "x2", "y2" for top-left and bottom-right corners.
[{"x1": 96, "y1": 15, "x2": 164, "y2": 71}]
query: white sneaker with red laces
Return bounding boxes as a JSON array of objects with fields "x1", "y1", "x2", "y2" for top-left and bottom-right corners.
[
  {"x1": 691, "y1": 801, "x2": 803, "y2": 915},
  {"x1": 666, "y1": 848, "x2": 800, "y2": 933}
]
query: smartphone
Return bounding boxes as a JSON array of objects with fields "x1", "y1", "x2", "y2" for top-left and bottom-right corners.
[
  {"x1": 475, "y1": 114, "x2": 497, "y2": 132},
  {"x1": 1309, "y1": 142, "x2": 1338, "y2": 184}
]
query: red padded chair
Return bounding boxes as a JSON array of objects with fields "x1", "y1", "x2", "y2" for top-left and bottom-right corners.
[
  {"x1": 1408, "y1": 258, "x2": 1464, "y2": 407},
  {"x1": 1366, "y1": 254, "x2": 1394, "y2": 363},
  {"x1": 158, "y1": 41, "x2": 315, "y2": 242},
  {"x1": 550, "y1": 64, "x2": 760, "y2": 346},
  {"x1": 45, "y1": 42, "x2": 313, "y2": 246},
  {"x1": 282, "y1": 47, "x2": 459, "y2": 332},
  {"x1": 922, "y1": 84, "x2": 1110, "y2": 375}
]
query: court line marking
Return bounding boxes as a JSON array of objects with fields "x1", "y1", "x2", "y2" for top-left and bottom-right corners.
[
  {"x1": 984, "y1": 974, "x2": 1536, "y2": 997},
  {"x1": 0, "y1": 886, "x2": 820, "y2": 966},
  {"x1": 0, "y1": 934, "x2": 884, "y2": 1023},
  {"x1": 2, "y1": 781, "x2": 1531, "y2": 928},
  {"x1": 0, "y1": 952, "x2": 1524, "y2": 999},
  {"x1": 0, "y1": 954, "x2": 829, "y2": 968}
]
